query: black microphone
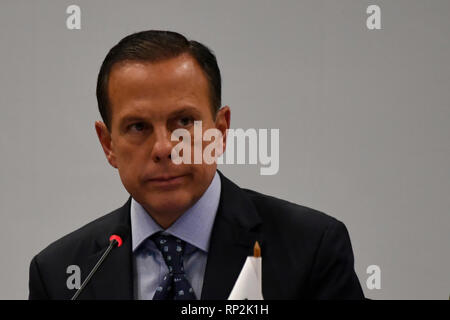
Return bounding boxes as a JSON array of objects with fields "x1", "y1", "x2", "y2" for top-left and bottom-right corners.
[{"x1": 71, "y1": 225, "x2": 129, "y2": 300}]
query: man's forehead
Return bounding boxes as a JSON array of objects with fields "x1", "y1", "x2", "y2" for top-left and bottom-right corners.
[
  {"x1": 106, "y1": 59, "x2": 213, "y2": 127},
  {"x1": 110, "y1": 57, "x2": 208, "y2": 98},
  {"x1": 109, "y1": 54, "x2": 205, "y2": 86}
]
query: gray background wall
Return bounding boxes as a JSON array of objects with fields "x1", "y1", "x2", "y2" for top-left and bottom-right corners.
[{"x1": 1, "y1": 0, "x2": 449, "y2": 299}]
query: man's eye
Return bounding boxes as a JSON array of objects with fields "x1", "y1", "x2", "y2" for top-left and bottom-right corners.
[
  {"x1": 129, "y1": 122, "x2": 146, "y2": 132},
  {"x1": 178, "y1": 117, "x2": 194, "y2": 127}
]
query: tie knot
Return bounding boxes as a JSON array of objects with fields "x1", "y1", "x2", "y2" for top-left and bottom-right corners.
[
  {"x1": 152, "y1": 233, "x2": 185, "y2": 252},
  {"x1": 152, "y1": 233, "x2": 186, "y2": 274}
]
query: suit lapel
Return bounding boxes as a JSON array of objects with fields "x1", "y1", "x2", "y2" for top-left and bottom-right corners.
[
  {"x1": 88, "y1": 235, "x2": 133, "y2": 300},
  {"x1": 78, "y1": 198, "x2": 134, "y2": 300},
  {"x1": 76, "y1": 172, "x2": 263, "y2": 300},
  {"x1": 201, "y1": 172, "x2": 263, "y2": 300}
]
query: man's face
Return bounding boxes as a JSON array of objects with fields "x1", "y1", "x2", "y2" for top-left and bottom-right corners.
[{"x1": 95, "y1": 53, "x2": 230, "y2": 221}]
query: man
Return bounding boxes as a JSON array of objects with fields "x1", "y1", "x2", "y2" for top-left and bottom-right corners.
[{"x1": 28, "y1": 30, "x2": 364, "y2": 300}]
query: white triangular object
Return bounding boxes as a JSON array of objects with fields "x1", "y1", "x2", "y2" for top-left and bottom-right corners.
[{"x1": 228, "y1": 257, "x2": 263, "y2": 300}]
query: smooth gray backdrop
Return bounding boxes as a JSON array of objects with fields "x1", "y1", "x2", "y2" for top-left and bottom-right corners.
[{"x1": 1, "y1": 0, "x2": 449, "y2": 299}]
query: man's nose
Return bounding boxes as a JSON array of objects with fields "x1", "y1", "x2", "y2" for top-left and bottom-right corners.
[{"x1": 151, "y1": 127, "x2": 173, "y2": 163}]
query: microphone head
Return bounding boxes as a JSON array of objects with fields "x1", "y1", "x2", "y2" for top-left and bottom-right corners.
[{"x1": 109, "y1": 225, "x2": 130, "y2": 247}]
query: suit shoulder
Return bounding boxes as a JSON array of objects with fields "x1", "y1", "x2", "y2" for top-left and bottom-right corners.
[
  {"x1": 243, "y1": 188, "x2": 341, "y2": 232},
  {"x1": 33, "y1": 202, "x2": 129, "y2": 263}
]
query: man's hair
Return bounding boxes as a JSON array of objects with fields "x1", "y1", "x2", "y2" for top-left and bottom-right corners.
[{"x1": 96, "y1": 30, "x2": 222, "y2": 129}]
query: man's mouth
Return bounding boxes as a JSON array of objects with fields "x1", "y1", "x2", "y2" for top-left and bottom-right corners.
[{"x1": 145, "y1": 174, "x2": 188, "y2": 188}]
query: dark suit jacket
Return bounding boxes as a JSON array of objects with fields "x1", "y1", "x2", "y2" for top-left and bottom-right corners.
[{"x1": 29, "y1": 171, "x2": 364, "y2": 299}]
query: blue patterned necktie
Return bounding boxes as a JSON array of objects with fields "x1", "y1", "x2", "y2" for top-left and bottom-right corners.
[{"x1": 152, "y1": 233, "x2": 197, "y2": 300}]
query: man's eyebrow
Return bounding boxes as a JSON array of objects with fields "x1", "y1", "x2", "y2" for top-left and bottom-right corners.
[
  {"x1": 119, "y1": 106, "x2": 201, "y2": 125},
  {"x1": 168, "y1": 106, "x2": 201, "y2": 117},
  {"x1": 119, "y1": 115, "x2": 147, "y2": 125}
]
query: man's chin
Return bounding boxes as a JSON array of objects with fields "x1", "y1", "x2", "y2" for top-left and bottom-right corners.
[{"x1": 139, "y1": 192, "x2": 196, "y2": 217}]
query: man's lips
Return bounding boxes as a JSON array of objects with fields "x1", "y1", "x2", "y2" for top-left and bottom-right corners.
[
  {"x1": 144, "y1": 174, "x2": 188, "y2": 187},
  {"x1": 148, "y1": 174, "x2": 186, "y2": 181}
]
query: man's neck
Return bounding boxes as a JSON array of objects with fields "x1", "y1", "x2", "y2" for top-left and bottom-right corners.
[{"x1": 145, "y1": 208, "x2": 186, "y2": 229}]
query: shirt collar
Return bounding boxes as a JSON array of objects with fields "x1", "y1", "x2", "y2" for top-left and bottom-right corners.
[{"x1": 131, "y1": 171, "x2": 221, "y2": 253}]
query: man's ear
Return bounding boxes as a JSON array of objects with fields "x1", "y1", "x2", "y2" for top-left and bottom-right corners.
[
  {"x1": 95, "y1": 121, "x2": 118, "y2": 168},
  {"x1": 214, "y1": 106, "x2": 231, "y2": 154}
]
